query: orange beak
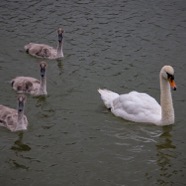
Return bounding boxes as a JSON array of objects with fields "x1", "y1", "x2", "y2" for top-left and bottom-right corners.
[{"x1": 169, "y1": 79, "x2": 177, "y2": 90}]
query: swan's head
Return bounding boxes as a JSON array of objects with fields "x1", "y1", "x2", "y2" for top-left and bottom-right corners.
[
  {"x1": 40, "y1": 61, "x2": 47, "y2": 78},
  {"x1": 17, "y1": 94, "x2": 26, "y2": 113},
  {"x1": 161, "y1": 65, "x2": 176, "y2": 90},
  {"x1": 58, "y1": 28, "x2": 64, "y2": 43}
]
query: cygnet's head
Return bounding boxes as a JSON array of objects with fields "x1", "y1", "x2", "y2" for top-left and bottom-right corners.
[
  {"x1": 40, "y1": 61, "x2": 47, "y2": 78},
  {"x1": 17, "y1": 94, "x2": 26, "y2": 112},
  {"x1": 161, "y1": 65, "x2": 176, "y2": 90},
  {"x1": 57, "y1": 28, "x2": 64, "y2": 43}
]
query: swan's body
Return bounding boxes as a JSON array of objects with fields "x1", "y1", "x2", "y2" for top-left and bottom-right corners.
[
  {"x1": 98, "y1": 66, "x2": 176, "y2": 126},
  {"x1": 0, "y1": 95, "x2": 28, "y2": 132},
  {"x1": 11, "y1": 61, "x2": 47, "y2": 96},
  {"x1": 24, "y1": 28, "x2": 64, "y2": 59}
]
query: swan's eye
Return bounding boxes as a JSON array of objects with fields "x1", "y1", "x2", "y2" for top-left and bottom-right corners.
[{"x1": 166, "y1": 72, "x2": 174, "y2": 81}]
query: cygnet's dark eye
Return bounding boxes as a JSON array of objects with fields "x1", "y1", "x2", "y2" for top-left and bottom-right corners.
[{"x1": 166, "y1": 72, "x2": 174, "y2": 81}]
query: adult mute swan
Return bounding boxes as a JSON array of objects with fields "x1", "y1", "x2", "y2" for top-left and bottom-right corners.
[
  {"x1": 24, "y1": 28, "x2": 64, "y2": 59},
  {"x1": 11, "y1": 61, "x2": 47, "y2": 96},
  {"x1": 0, "y1": 94, "x2": 28, "y2": 132},
  {"x1": 98, "y1": 65, "x2": 177, "y2": 126}
]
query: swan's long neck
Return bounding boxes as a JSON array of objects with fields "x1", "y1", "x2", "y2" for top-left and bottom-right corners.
[
  {"x1": 57, "y1": 41, "x2": 64, "y2": 58},
  {"x1": 39, "y1": 76, "x2": 47, "y2": 95},
  {"x1": 16, "y1": 105, "x2": 26, "y2": 131},
  {"x1": 18, "y1": 110, "x2": 24, "y2": 124},
  {"x1": 160, "y1": 74, "x2": 174, "y2": 125}
]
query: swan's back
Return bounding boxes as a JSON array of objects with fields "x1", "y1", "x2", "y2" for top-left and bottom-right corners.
[
  {"x1": 11, "y1": 76, "x2": 40, "y2": 93},
  {"x1": 0, "y1": 105, "x2": 16, "y2": 116},
  {"x1": 0, "y1": 105, "x2": 24, "y2": 131},
  {"x1": 25, "y1": 43, "x2": 57, "y2": 59},
  {"x1": 112, "y1": 91, "x2": 161, "y2": 124}
]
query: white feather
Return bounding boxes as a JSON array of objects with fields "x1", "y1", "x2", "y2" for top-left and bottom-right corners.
[{"x1": 98, "y1": 65, "x2": 176, "y2": 126}]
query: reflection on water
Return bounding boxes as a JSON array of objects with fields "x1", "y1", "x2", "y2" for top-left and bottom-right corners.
[
  {"x1": 155, "y1": 126, "x2": 176, "y2": 185},
  {"x1": 11, "y1": 132, "x2": 31, "y2": 152},
  {"x1": 35, "y1": 95, "x2": 47, "y2": 104},
  {"x1": 56, "y1": 59, "x2": 64, "y2": 75},
  {"x1": 7, "y1": 158, "x2": 29, "y2": 170},
  {"x1": 35, "y1": 96, "x2": 55, "y2": 119},
  {"x1": 7, "y1": 132, "x2": 31, "y2": 170}
]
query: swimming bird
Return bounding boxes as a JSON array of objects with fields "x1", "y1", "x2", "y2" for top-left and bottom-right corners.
[
  {"x1": 24, "y1": 28, "x2": 64, "y2": 59},
  {"x1": 11, "y1": 61, "x2": 47, "y2": 96},
  {"x1": 0, "y1": 94, "x2": 28, "y2": 132},
  {"x1": 98, "y1": 65, "x2": 176, "y2": 126}
]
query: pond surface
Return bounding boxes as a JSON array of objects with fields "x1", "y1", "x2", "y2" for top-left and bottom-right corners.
[{"x1": 0, "y1": 0, "x2": 186, "y2": 185}]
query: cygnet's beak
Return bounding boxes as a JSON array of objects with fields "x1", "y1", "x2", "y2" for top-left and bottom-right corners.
[
  {"x1": 58, "y1": 33, "x2": 63, "y2": 43},
  {"x1": 40, "y1": 67, "x2": 46, "y2": 78},
  {"x1": 18, "y1": 101, "x2": 24, "y2": 112}
]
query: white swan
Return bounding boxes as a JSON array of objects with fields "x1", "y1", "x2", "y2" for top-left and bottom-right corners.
[
  {"x1": 11, "y1": 61, "x2": 47, "y2": 96},
  {"x1": 0, "y1": 94, "x2": 28, "y2": 132},
  {"x1": 24, "y1": 28, "x2": 64, "y2": 59},
  {"x1": 98, "y1": 65, "x2": 177, "y2": 126}
]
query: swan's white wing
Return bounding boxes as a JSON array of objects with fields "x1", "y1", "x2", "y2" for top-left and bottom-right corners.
[{"x1": 111, "y1": 91, "x2": 161, "y2": 123}]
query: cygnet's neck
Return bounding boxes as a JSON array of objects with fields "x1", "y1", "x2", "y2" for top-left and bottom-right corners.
[
  {"x1": 57, "y1": 41, "x2": 64, "y2": 58},
  {"x1": 16, "y1": 109, "x2": 26, "y2": 131},
  {"x1": 160, "y1": 75, "x2": 174, "y2": 125},
  {"x1": 39, "y1": 76, "x2": 47, "y2": 95}
]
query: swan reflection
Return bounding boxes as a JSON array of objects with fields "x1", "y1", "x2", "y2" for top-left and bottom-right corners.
[
  {"x1": 11, "y1": 132, "x2": 31, "y2": 152},
  {"x1": 156, "y1": 125, "x2": 176, "y2": 185}
]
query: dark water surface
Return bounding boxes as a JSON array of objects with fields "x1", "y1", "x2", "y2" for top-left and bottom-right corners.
[{"x1": 0, "y1": 0, "x2": 186, "y2": 185}]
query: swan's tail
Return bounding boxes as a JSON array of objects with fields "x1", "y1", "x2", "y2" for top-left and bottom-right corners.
[{"x1": 98, "y1": 88, "x2": 119, "y2": 109}]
